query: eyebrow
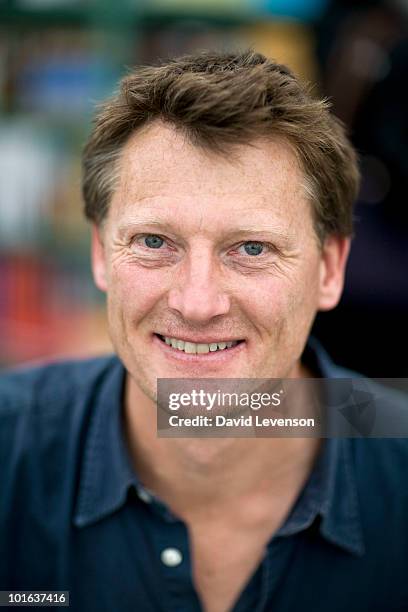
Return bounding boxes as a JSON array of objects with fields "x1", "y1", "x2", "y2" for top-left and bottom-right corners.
[{"x1": 117, "y1": 220, "x2": 176, "y2": 239}]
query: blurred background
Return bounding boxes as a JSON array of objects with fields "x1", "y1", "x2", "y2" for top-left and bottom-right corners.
[{"x1": 0, "y1": 0, "x2": 407, "y2": 376}]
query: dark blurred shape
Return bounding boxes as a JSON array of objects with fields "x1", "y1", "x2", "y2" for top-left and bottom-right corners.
[{"x1": 313, "y1": 0, "x2": 408, "y2": 376}]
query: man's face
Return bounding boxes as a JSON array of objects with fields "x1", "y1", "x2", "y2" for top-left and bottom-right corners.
[{"x1": 93, "y1": 121, "x2": 348, "y2": 402}]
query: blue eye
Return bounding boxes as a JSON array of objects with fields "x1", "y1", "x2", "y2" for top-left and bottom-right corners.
[
  {"x1": 242, "y1": 242, "x2": 264, "y2": 256},
  {"x1": 144, "y1": 235, "x2": 164, "y2": 249}
]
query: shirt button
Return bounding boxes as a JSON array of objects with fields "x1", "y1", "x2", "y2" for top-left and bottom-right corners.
[
  {"x1": 161, "y1": 548, "x2": 183, "y2": 567},
  {"x1": 137, "y1": 488, "x2": 152, "y2": 504}
]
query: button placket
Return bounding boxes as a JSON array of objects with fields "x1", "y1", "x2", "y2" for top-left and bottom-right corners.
[{"x1": 154, "y1": 520, "x2": 201, "y2": 612}]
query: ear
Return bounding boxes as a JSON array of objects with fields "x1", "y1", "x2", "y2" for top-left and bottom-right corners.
[
  {"x1": 91, "y1": 224, "x2": 108, "y2": 292},
  {"x1": 318, "y1": 236, "x2": 351, "y2": 311}
]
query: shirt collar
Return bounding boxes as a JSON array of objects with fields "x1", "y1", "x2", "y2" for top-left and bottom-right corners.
[
  {"x1": 275, "y1": 337, "x2": 365, "y2": 556},
  {"x1": 73, "y1": 357, "x2": 137, "y2": 528},
  {"x1": 73, "y1": 340, "x2": 365, "y2": 557},
  {"x1": 276, "y1": 436, "x2": 365, "y2": 556}
]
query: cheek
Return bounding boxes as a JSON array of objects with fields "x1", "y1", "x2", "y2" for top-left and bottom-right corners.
[
  {"x1": 235, "y1": 277, "x2": 293, "y2": 333},
  {"x1": 283, "y1": 262, "x2": 321, "y2": 340},
  {"x1": 107, "y1": 265, "x2": 168, "y2": 323},
  {"x1": 235, "y1": 263, "x2": 320, "y2": 334}
]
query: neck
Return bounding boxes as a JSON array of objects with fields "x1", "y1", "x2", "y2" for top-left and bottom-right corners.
[{"x1": 123, "y1": 361, "x2": 321, "y2": 520}]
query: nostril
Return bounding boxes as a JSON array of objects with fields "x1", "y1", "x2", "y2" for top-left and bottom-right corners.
[{"x1": 167, "y1": 287, "x2": 231, "y2": 323}]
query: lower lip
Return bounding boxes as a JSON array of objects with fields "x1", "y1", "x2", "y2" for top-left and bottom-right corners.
[{"x1": 152, "y1": 334, "x2": 246, "y2": 363}]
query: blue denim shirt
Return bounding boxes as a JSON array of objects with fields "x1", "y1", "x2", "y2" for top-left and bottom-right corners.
[{"x1": 0, "y1": 341, "x2": 407, "y2": 611}]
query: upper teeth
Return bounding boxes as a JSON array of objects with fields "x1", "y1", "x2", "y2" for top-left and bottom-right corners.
[{"x1": 163, "y1": 336, "x2": 239, "y2": 354}]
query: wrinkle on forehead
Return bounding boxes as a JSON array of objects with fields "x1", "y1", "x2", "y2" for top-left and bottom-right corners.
[
  {"x1": 114, "y1": 120, "x2": 306, "y2": 201},
  {"x1": 106, "y1": 121, "x2": 315, "y2": 247}
]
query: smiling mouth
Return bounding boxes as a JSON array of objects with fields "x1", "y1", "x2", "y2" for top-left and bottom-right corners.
[{"x1": 155, "y1": 334, "x2": 244, "y2": 354}]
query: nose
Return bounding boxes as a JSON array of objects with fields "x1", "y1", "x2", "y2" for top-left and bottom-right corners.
[{"x1": 167, "y1": 250, "x2": 231, "y2": 323}]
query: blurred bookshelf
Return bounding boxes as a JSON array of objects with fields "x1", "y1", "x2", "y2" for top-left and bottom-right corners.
[{"x1": 0, "y1": 0, "x2": 322, "y2": 367}]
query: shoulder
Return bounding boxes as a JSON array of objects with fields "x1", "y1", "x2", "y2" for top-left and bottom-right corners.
[
  {"x1": 349, "y1": 437, "x2": 408, "y2": 562},
  {"x1": 310, "y1": 333, "x2": 408, "y2": 437},
  {"x1": 330, "y1": 363, "x2": 408, "y2": 437},
  {"x1": 0, "y1": 355, "x2": 124, "y2": 570},
  {"x1": 351, "y1": 436, "x2": 408, "y2": 475},
  {"x1": 330, "y1": 362, "x2": 408, "y2": 469},
  {"x1": 317, "y1": 343, "x2": 408, "y2": 491},
  {"x1": 0, "y1": 354, "x2": 121, "y2": 478},
  {"x1": 0, "y1": 354, "x2": 119, "y2": 416},
  {"x1": 331, "y1": 367, "x2": 408, "y2": 512}
]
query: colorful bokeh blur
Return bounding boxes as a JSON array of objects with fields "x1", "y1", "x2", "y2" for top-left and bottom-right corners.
[{"x1": 1, "y1": 0, "x2": 407, "y2": 376}]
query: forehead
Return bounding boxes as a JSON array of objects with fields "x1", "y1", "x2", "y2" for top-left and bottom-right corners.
[{"x1": 109, "y1": 120, "x2": 312, "y2": 233}]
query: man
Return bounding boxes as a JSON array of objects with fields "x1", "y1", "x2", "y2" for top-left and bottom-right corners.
[{"x1": 1, "y1": 51, "x2": 407, "y2": 612}]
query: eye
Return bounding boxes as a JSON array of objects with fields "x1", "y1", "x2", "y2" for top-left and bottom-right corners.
[
  {"x1": 143, "y1": 234, "x2": 164, "y2": 249},
  {"x1": 239, "y1": 241, "x2": 265, "y2": 256}
]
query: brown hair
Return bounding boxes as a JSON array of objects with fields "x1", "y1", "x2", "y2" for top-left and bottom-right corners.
[{"x1": 82, "y1": 50, "x2": 360, "y2": 240}]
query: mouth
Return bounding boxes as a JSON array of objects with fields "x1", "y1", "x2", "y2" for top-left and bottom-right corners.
[{"x1": 154, "y1": 333, "x2": 245, "y2": 355}]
